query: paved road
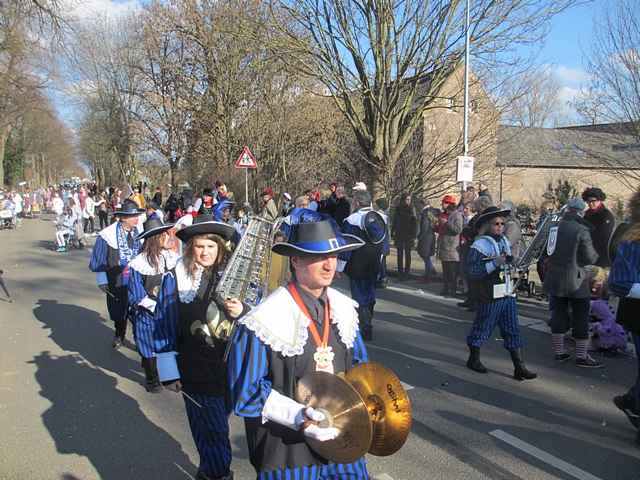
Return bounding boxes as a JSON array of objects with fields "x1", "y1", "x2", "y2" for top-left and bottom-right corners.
[{"x1": 1, "y1": 216, "x2": 639, "y2": 480}]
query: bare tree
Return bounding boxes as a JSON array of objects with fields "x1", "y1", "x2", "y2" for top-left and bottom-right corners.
[
  {"x1": 503, "y1": 66, "x2": 563, "y2": 128},
  {"x1": 271, "y1": 0, "x2": 578, "y2": 198},
  {"x1": 573, "y1": 0, "x2": 640, "y2": 188}
]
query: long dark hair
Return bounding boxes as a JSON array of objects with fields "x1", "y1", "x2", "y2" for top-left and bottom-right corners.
[
  {"x1": 141, "y1": 233, "x2": 167, "y2": 271},
  {"x1": 183, "y1": 233, "x2": 228, "y2": 277}
]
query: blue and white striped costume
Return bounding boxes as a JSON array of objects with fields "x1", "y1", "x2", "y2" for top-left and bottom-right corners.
[
  {"x1": 228, "y1": 285, "x2": 370, "y2": 480},
  {"x1": 466, "y1": 235, "x2": 523, "y2": 351},
  {"x1": 127, "y1": 250, "x2": 179, "y2": 358},
  {"x1": 609, "y1": 240, "x2": 640, "y2": 412}
]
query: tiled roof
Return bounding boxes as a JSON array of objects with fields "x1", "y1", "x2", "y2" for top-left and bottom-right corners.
[{"x1": 496, "y1": 125, "x2": 640, "y2": 170}]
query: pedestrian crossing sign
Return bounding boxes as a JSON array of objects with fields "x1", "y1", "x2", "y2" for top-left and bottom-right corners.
[{"x1": 235, "y1": 146, "x2": 258, "y2": 169}]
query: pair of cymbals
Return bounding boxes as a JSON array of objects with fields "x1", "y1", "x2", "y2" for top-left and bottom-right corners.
[{"x1": 295, "y1": 362, "x2": 412, "y2": 464}]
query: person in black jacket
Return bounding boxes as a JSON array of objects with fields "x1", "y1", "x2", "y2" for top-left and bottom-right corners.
[
  {"x1": 392, "y1": 194, "x2": 418, "y2": 280},
  {"x1": 582, "y1": 187, "x2": 615, "y2": 267},
  {"x1": 543, "y1": 198, "x2": 601, "y2": 368},
  {"x1": 169, "y1": 216, "x2": 246, "y2": 480}
]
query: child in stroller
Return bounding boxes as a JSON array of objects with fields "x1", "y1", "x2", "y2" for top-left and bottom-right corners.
[
  {"x1": 55, "y1": 207, "x2": 79, "y2": 252},
  {"x1": 0, "y1": 196, "x2": 16, "y2": 229}
]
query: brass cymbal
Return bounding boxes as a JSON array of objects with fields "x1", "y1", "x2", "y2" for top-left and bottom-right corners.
[
  {"x1": 295, "y1": 371, "x2": 372, "y2": 464},
  {"x1": 346, "y1": 362, "x2": 412, "y2": 456}
]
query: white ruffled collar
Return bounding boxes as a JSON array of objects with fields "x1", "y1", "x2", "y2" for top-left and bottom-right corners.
[
  {"x1": 175, "y1": 258, "x2": 204, "y2": 303},
  {"x1": 129, "y1": 249, "x2": 179, "y2": 275},
  {"x1": 239, "y1": 286, "x2": 359, "y2": 357},
  {"x1": 99, "y1": 222, "x2": 119, "y2": 249}
]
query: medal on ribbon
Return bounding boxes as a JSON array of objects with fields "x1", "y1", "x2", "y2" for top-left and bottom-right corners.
[{"x1": 287, "y1": 283, "x2": 335, "y2": 374}]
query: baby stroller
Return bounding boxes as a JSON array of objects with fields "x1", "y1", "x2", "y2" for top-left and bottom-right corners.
[{"x1": 0, "y1": 209, "x2": 15, "y2": 229}]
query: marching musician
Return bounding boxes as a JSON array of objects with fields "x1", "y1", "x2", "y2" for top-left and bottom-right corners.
[
  {"x1": 465, "y1": 206, "x2": 537, "y2": 381},
  {"x1": 167, "y1": 215, "x2": 244, "y2": 480},
  {"x1": 127, "y1": 217, "x2": 179, "y2": 393},
  {"x1": 228, "y1": 211, "x2": 371, "y2": 479},
  {"x1": 340, "y1": 190, "x2": 386, "y2": 341},
  {"x1": 89, "y1": 199, "x2": 144, "y2": 349}
]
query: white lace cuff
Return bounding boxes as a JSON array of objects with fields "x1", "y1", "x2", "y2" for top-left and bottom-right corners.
[
  {"x1": 139, "y1": 296, "x2": 157, "y2": 313},
  {"x1": 627, "y1": 283, "x2": 640, "y2": 299}
]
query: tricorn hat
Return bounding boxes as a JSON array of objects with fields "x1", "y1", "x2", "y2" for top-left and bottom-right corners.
[
  {"x1": 175, "y1": 214, "x2": 235, "y2": 242},
  {"x1": 475, "y1": 206, "x2": 511, "y2": 229},
  {"x1": 114, "y1": 199, "x2": 145, "y2": 216},
  {"x1": 137, "y1": 216, "x2": 174, "y2": 241},
  {"x1": 272, "y1": 209, "x2": 364, "y2": 257}
]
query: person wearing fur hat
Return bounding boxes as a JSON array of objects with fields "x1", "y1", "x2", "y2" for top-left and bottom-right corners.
[
  {"x1": 165, "y1": 215, "x2": 245, "y2": 480},
  {"x1": 89, "y1": 199, "x2": 144, "y2": 349},
  {"x1": 228, "y1": 210, "x2": 370, "y2": 479},
  {"x1": 544, "y1": 198, "x2": 601, "y2": 368},
  {"x1": 582, "y1": 187, "x2": 615, "y2": 267},
  {"x1": 609, "y1": 189, "x2": 640, "y2": 443},
  {"x1": 465, "y1": 206, "x2": 537, "y2": 381},
  {"x1": 127, "y1": 217, "x2": 179, "y2": 393}
]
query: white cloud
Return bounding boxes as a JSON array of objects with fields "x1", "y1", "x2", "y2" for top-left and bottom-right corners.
[
  {"x1": 63, "y1": 0, "x2": 140, "y2": 21},
  {"x1": 555, "y1": 65, "x2": 590, "y2": 86}
]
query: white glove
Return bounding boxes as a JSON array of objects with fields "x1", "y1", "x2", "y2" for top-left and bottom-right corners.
[
  {"x1": 262, "y1": 389, "x2": 307, "y2": 429},
  {"x1": 303, "y1": 423, "x2": 340, "y2": 442}
]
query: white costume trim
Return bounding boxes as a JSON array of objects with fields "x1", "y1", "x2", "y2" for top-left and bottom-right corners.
[
  {"x1": 98, "y1": 222, "x2": 119, "y2": 249},
  {"x1": 129, "y1": 250, "x2": 179, "y2": 275},
  {"x1": 239, "y1": 286, "x2": 359, "y2": 357},
  {"x1": 175, "y1": 258, "x2": 204, "y2": 303}
]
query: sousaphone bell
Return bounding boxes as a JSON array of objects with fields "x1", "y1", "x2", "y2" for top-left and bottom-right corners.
[{"x1": 295, "y1": 362, "x2": 412, "y2": 464}]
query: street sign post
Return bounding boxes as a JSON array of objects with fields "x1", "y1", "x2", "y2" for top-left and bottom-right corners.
[
  {"x1": 456, "y1": 155, "x2": 474, "y2": 183},
  {"x1": 235, "y1": 146, "x2": 258, "y2": 204}
]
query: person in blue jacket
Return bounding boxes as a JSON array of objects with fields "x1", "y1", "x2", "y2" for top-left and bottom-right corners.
[
  {"x1": 89, "y1": 199, "x2": 143, "y2": 349},
  {"x1": 127, "y1": 216, "x2": 179, "y2": 393}
]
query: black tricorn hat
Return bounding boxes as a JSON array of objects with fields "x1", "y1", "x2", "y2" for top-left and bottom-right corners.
[
  {"x1": 175, "y1": 214, "x2": 235, "y2": 242},
  {"x1": 272, "y1": 215, "x2": 364, "y2": 257},
  {"x1": 137, "y1": 216, "x2": 174, "y2": 241},
  {"x1": 114, "y1": 199, "x2": 145, "y2": 216},
  {"x1": 475, "y1": 206, "x2": 511, "y2": 229}
]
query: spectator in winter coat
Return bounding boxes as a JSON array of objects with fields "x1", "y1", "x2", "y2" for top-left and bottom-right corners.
[
  {"x1": 417, "y1": 202, "x2": 438, "y2": 282},
  {"x1": 499, "y1": 200, "x2": 523, "y2": 260},
  {"x1": 392, "y1": 194, "x2": 418, "y2": 280},
  {"x1": 438, "y1": 195, "x2": 463, "y2": 296},
  {"x1": 582, "y1": 187, "x2": 615, "y2": 267}
]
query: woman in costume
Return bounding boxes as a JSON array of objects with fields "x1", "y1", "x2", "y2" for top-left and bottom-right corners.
[
  {"x1": 127, "y1": 216, "x2": 179, "y2": 393},
  {"x1": 169, "y1": 215, "x2": 245, "y2": 480},
  {"x1": 228, "y1": 210, "x2": 371, "y2": 479},
  {"x1": 609, "y1": 188, "x2": 640, "y2": 443},
  {"x1": 465, "y1": 206, "x2": 537, "y2": 381}
]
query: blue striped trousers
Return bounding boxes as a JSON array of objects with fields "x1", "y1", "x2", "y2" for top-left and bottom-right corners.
[
  {"x1": 258, "y1": 457, "x2": 369, "y2": 480},
  {"x1": 466, "y1": 297, "x2": 523, "y2": 350},
  {"x1": 183, "y1": 392, "x2": 232, "y2": 479}
]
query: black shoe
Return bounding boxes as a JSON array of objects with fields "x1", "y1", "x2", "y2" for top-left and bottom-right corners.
[
  {"x1": 142, "y1": 357, "x2": 163, "y2": 393},
  {"x1": 613, "y1": 395, "x2": 640, "y2": 429},
  {"x1": 554, "y1": 353, "x2": 571, "y2": 363},
  {"x1": 112, "y1": 337, "x2": 123, "y2": 349},
  {"x1": 466, "y1": 346, "x2": 487, "y2": 373},
  {"x1": 576, "y1": 356, "x2": 604, "y2": 368},
  {"x1": 457, "y1": 300, "x2": 471, "y2": 308},
  {"x1": 510, "y1": 349, "x2": 537, "y2": 381}
]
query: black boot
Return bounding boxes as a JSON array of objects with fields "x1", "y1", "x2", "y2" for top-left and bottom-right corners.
[
  {"x1": 613, "y1": 394, "x2": 640, "y2": 429},
  {"x1": 358, "y1": 305, "x2": 373, "y2": 342},
  {"x1": 466, "y1": 346, "x2": 487, "y2": 373},
  {"x1": 141, "y1": 357, "x2": 162, "y2": 393},
  {"x1": 510, "y1": 349, "x2": 537, "y2": 381}
]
